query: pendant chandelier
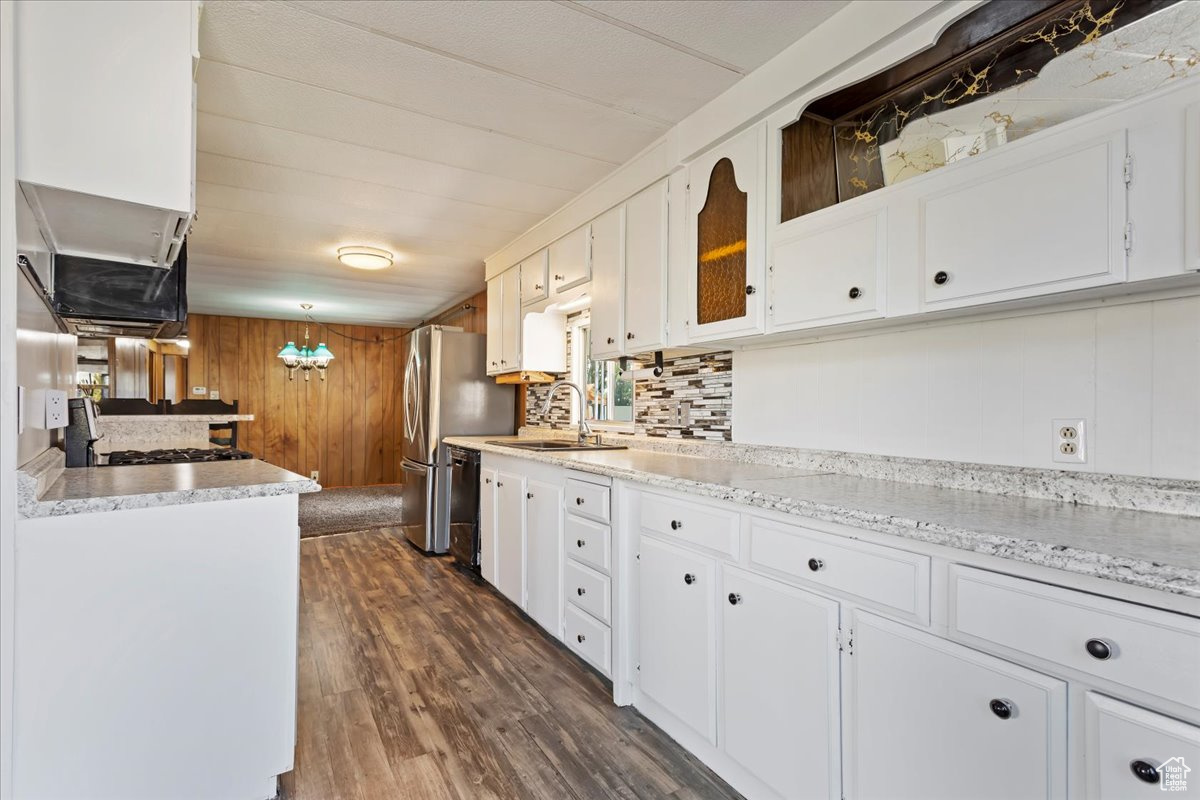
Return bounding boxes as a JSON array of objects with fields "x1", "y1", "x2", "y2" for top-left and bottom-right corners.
[{"x1": 277, "y1": 303, "x2": 334, "y2": 381}]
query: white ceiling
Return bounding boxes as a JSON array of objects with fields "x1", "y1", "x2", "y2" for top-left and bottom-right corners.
[{"x1": 190, "y1": 0, "x2": 848, "y2": 325}]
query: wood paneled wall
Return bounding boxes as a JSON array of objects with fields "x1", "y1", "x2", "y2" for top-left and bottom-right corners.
[
  {"x1": 187, "y1": 314, "x2": 409, "y2": 486},
  {"x1": 185, "y1": 290, "x2": 489, "y2": 487}
]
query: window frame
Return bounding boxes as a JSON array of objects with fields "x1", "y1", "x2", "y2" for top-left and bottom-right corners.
[{"x1": 571, "y1": 315, "x2": 634, "y2": 432}]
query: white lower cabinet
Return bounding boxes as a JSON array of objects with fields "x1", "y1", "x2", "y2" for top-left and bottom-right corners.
[
  {"x1": 1085, "y1": 692, "x2": 1200, "y2": 798},
  {"x1": 637, "y1": 536, "x2": 718, "y2": 745},
  {"x1": 847, "y1": 610, "x2": 1067, "y2": 800},
  {"x1": 525, "y1": 479, "x2": 563, "y2": 634},
  {"x1": 479, "y1": 467, "x2": 497, "y2": 585},
  {"x1": 494, "y1": 471, "x2": 526, "y2": 608},
  {"x1": 722, "y1": 567, "x2": 841, "y2": 800}
]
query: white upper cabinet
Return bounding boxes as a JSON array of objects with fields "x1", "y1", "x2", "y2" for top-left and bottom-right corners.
[
  {"x1": 589, "y1": 206, "x2": 625, "y2": 360},
  {"x1": 486, "y1": 276, "x2": 503, "y2": 374},
  {"x1": 623, "y1": 179, "x2": 669, "y2": 353},
  {"x1": 549, "y1": 225, "x2": 591, "y2": 294},
  {"x1": 15, "y1": 0, "x2": 198, "y2": 267},
  {"x1": 918, "y1": 126, "x2": 1128, "y2": 311},
  {"x1": 686, "y1": 122, "x2": 767, "y2": 343},
  {"x1": 769, "y1": 202, "x2": 888, "y2": 332},
  {"x1": 589, "y1": 178, "x2": 670, "y2": 361},
  {"x1": 520, "y1": 250, "x2": 549, "y2": 306},
  {"x1": 500, "y1": 267, "x2": 522, "y2": 372}
]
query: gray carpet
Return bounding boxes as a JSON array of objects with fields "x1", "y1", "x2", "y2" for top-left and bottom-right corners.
[{"x1": 299, "y1": 485, "x2": 405, "y2": 538}]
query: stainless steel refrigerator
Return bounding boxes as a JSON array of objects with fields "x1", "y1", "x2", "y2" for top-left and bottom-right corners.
[{"x1": 400, "y1": 325, "x2": 514, "y2": 553}]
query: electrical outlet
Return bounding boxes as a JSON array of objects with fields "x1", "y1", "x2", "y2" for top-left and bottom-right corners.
[
  {"x1": 208, "y1": 390, "x2": 220, "y2": 400},
  {"x1": 192, "y1": 386, "x2": 206, "y2": 396},
  {"x1": 44, "y1": 389, "x2": 68, "y2": 429},
  {"x1": 1052, "y1": 418, "x2": 1087, "y2": 464},
  {"x1": 310, "y1": 470, "x2": 320, "y2": 482}
]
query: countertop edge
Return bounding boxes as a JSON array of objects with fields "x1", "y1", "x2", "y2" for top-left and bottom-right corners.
[
  {"x1": 20, "y1": 478, "x2": 321, "y2": 519},
  {"x1": 447, "y1": 437, "x2": 1200, "y2": 600}
]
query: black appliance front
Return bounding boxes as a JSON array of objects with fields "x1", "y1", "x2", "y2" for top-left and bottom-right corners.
[{"x1": 447, "y1": 446, "x2": 481, "y2": 570}]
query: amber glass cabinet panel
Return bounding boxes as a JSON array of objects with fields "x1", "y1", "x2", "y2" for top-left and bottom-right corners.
[
  {"x1": 696, "y1": 157, "x2": 749, "y2": 325},
  {"x1": 779, "y1": 0, "x2": 1193, "y2": 223}
]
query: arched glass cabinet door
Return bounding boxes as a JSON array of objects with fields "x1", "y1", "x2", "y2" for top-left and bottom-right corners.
[{"x1": 696, "y1": 157, "x2": 749, "y2": 326}]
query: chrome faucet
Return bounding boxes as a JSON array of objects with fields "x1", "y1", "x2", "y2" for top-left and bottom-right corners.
[{"x1": 542, "y1": 380, "x2": 592, "y2": 445}]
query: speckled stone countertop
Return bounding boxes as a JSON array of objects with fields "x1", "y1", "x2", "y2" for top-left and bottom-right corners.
[
  {"x1": 99, "y1": 414, "x2": 256, "y2": 422},
  {"x1": 447, "y1": 436, "x2": 1200, "y2": 599},
  {"x1": 18, "y1": 453, "x2": 319, "y2": 519}
]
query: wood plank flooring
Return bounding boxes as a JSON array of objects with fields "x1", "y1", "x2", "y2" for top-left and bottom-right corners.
[{"x1": 284, "y1": 529, "x2": 743, "y2": 800}]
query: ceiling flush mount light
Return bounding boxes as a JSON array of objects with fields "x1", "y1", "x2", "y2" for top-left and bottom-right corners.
[
  {"x1": 277, "y1": 303, "x2": 335, "y2": 381},
  {"x1": 337, "y1": 245, "x2": 393, "y2": 270}
]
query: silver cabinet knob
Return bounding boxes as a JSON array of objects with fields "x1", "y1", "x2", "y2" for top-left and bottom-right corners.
[
  {"x1": 683, "y1": 573, "x2": 696, "y2": 585},
  {"x1": 577, "y1": 587, "x2": 586, "y2": 596}
]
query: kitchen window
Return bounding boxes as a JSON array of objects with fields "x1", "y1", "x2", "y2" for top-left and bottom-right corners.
[{"x1": 573, "y1": 319, "x2": 634, "y2": 429}]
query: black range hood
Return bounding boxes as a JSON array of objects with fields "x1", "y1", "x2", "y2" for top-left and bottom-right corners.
[{"x1": 52, "y1": 242, "x2": 188, "y2": 338}]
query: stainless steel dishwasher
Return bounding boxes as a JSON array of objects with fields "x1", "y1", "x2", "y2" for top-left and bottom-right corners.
[{"x1": 446, "y1": 445, "x2": 481, "y2": 570}]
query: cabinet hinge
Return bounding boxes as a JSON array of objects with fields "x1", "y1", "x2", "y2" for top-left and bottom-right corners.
[
  {"x1": 837, "y1": 626, "x2": 854, "y2": 655},
  {"x1": 1124, "y1": 222, "x2": 1134, "y2": 253},
  {"x1": 1123, "y1": 154, "x2": 1133, "y2": 185}
]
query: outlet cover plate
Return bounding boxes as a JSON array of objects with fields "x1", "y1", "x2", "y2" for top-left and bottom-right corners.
[{"x1": 1052, "y1": 418, "x2": 1087, "y2": 464}]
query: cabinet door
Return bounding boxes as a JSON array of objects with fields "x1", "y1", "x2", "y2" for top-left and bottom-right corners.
[
  {"x1": 920, "y1": 128, "x2": 1127, "y2": 310},
  {"x1": 485, "y1": 278, "x2": 502, "y2": 375},
  {"x1": 769, "y1": 206, "x2": 886, "y2": 332},
  {"x1": 479, "y1": 468, "x2": 498, "y2": 585},
  {"x1": 525, "y1": 478, "x2": 563, "y2": 637},
  {"x1": 637, "y1": 537, "x2": 717, "y2": 744},
  {"x1": 494, "y1": 472, "x2": 525, "y2": 608},
  {"x1": 624, "y1": 179, "x2": 669, "y2": 352},
  {"x1": 549, "y1": 225, "x2": 590, "y2": 294},
  {"x1": 589, "y1": 205, "x2": 624, "y2": 360},
  {"x1": 1085, "y1": 692, "x2": 1200, "y2": 798},
  {"x1": 499, "y1": 267, "x2": 522, "y2": 371},
  {"x1": 520, "y1": 250, "x2": 549, "y2": 306},
  {"x1": 847, "y1": 611, "x2": 1067, "y2": 800},
  {"x1": 687, "y1": 122, "x2": 766, "y2": 343},
  {"x1": 723, "y1": 567, "x2": 841, "y2": 800}
]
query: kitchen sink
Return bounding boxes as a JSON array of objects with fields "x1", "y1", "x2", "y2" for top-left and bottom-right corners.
[{"x1": 485, "y1": 439, "x2": 627, "y2": 452}]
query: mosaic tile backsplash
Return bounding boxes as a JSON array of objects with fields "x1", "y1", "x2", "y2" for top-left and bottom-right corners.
[{"x1": 524, "y1": 323, "x2": 733, "y2": 441}]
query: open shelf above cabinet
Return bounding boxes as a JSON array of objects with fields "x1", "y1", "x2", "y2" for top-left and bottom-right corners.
[{"x1": 779, "y1": 0, "x2": 1192, "y2": 223}]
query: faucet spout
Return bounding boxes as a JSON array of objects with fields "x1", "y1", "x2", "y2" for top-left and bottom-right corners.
[{"x1": 542, "y1": 381, "x2": 592, "y2": 444}]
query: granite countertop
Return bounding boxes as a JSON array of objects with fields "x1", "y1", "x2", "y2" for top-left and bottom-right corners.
[
  {"x1": 99, "y1": 414, "x2": 256, "y2": 422},
  {"x1": 447, "y1": 436, "x2": 1200, "y2": 599},
  {"x1": 19, "y1": 456, "x2": 319, "y2": 518}
]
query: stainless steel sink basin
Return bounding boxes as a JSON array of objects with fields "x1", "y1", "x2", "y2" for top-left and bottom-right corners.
[{"x1": 485, "y1": 439, "x2": 627, "y2": 452}]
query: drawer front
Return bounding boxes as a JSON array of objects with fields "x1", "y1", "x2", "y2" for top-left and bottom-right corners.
[
  {"x1": 1085, "y1": 692, "x2": 1200, "y2": 798},
  {"x1": 564, "y1": 515, "x2": 611, "y2": 573},
  {"x1": 565, "y1": 558, "x2": 611, "y2": 624},
  {"x1": 951, "y1": 566, "x2": 1200, "y2": 712},
  {"x1": 640, "y1": 492, "x2": 739, "y2": 558},
  {"x1": 563, "y1": 603, "x2": 611, "y2": 675},
  {"x1": 565, "y1": 478, "x2": 610, "y2": 523},
  {"x1": 750, "y1": 517, "x2": 930, "y2": 623}
]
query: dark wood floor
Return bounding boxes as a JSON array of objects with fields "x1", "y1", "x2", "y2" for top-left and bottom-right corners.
[{"x1": 283, "y1": 529, "x2": 742, "y2": 800}]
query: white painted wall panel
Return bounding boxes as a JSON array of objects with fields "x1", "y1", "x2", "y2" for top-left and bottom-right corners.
[
  {"x1": 1152, "y1": 296, "x2": 1200, "y2": 479},
  {"x1": 734, "y1": 296, "x2": 1200, "y2": 480},
  {"x1": 1094, "y1": 303, "x2": 1154, "y2": 476}
]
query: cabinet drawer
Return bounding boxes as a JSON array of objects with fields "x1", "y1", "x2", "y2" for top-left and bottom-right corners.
[
  {"x1": 565, "y1": 558, "x2": 611, "y2": 624},
  {"x1": 951, "y1": 566, "x2": 1200, "y2": 713},
  {"x1": 564, "y1": 515, "x2": 610, "y2": 573},
  {"x1": 1085, "y1": 692, "x2": 1200, "y2": 798},
  {"x1": 640, "y1": 492, "x2": 739, "y2": 558},
  {"x1": 564, "y1": 604, "x2": 610, "y2": 675},
  {"x1": 750, "y1": 517, "x2": 930, "y2": 623},
  {"x1": 565, "y1": 478, "x2": 610, "y2": 523}
]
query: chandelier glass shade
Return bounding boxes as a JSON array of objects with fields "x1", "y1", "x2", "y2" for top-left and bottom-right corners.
[{"x1": 277, "y1": 305, "x2": 334, "y2": 381}]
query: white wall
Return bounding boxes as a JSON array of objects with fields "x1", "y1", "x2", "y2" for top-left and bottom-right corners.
[
  {"x1": 15, "y1": 246, "x2": 76, "y2": 467},
  {"x1": 1, "y1": 3, "x2": 17, "y2": 795},
  {"x1": 733, "y1": 295, "x2": 1200, "y2": 480}
]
